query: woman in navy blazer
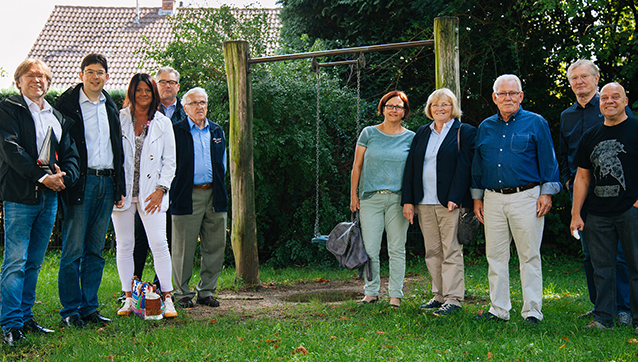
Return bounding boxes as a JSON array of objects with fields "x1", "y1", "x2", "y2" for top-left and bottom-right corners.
[{"x1": 401, "y1": 88, "x2": 476, "y2": 317}]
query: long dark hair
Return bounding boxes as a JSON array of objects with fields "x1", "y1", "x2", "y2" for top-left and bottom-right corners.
[{"x1": 123, "y1": 73, "x2": 160, "y2": 121}]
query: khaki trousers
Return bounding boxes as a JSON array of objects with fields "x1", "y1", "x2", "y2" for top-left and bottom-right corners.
[
  {"x1": 171, "y1": 188, "x2": 227, "y2": 300},
  {"x1": 484, "y1": 186, "x2": 544, "y2": 320},
  {"x1": 417, "y1": 204, "x2": 464, "y2": 306}
]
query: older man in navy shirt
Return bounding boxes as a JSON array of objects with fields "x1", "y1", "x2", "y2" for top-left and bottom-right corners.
[
  {"x1": 560, "y1": 59, "x2": 633, "y2": 324},
  {"x1": 472, "y1": 74, "x2": 561, "y2": 324}
]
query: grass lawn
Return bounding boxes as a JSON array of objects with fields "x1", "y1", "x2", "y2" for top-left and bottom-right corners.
[{"x1": 2, "y1": 249, "x2": 638, "y2": 361}]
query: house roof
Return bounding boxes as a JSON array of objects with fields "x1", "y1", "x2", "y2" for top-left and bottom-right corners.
[{"x1": 27, "y1": 5, "x2": 281, "y2": 90}]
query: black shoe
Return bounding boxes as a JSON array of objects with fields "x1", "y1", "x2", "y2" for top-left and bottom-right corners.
[
  {"x1": 420, "y1": 298, "x2": 443, "y2": 310},
  {"x1": 3, "y1": 327, "x2": 27, "y2": 346},
  {"x1": 117, "y1": 292, "x2": 126, "y2": 303},
  {"x1": 197, "y1": 296, "x2": 220, "y2": 307},
  {"x1": 23, "y1": 319, "x2": 54, "y2": 333},
  {"x1": 60, "y1": 315, "x2": 87, "y2": 328},
  {"x1": 475, "y1": 312, "x2": 505, "y2": 321},
  {"x1": 178, "y1": 297, "x2": 194, "y2": 308},
  {"x1": 526, "y1": 316, "x2": 540, "y2": 325},
  {"x1": 82, "y1": 311, "x2": 111, "y2": 325}
]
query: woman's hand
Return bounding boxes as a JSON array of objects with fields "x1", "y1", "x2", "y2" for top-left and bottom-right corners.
[
  {"x1": 144, "y1": 189, "x2": 164, "y2": 214},
  {"x1": 447, "y1": 201, "x2": 458, "y2": 212},
  {"x1": 403, "y1": 204, "x2": 415, "y2": 224},
  {"x1": 115, "y1": 195, "x2": 125, "y2": 208},
  {"x1": 350, "y1": 194, "x2": 360, "y2": 213}
]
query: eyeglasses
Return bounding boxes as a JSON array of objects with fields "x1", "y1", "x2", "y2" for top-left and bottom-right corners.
[
  {"x1": 158, "y1": 80, "x2": 178, "y2": 86},
  {"x1": 385, "y1": 104, "x2": 405, "y2": 111},
  {"x1": 431, "y1": 103, "x2": 451, "y2": 109},
  {"x1": 495, "y1": 91, "x2": 521, "y2": 98},
  {"x1": 569, "y1": 74, "x2": 592, "y2": 82},
  {"x1": 83, "y1": 70, "x2": 106, "y2": 77},
  {"x1": 186, "y1": 101, "x2": 207, "y2": 107},
  {"x1": 24, "y1": 73, "x2": 47, "y2": 81}
]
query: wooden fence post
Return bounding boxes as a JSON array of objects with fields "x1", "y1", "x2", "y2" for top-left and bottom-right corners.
[
  {"x1": 434, "y1": 17, "x2": 460, "y2": 105},
  {"x1": 223, "y1": 40, "x2": 259, "y2": 284}
]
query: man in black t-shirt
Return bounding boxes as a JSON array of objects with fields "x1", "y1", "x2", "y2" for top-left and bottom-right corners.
[{"x1": 571, "y1": 82, "x2": 638, "y2": 331}]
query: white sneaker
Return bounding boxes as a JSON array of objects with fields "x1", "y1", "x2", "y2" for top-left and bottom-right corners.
[
  {"x1": 118, "y1": 297, "x2": 133, "y2": 316},
  {"x1": 163, "y1": 295, "x2": 178, "y2": 318}
]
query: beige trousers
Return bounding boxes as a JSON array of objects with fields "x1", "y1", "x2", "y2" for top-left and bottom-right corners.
[
  {"x1": 417, "y1": 204, "x2": 464, "y2": 306},
  {"x1": 484, "y1": 186, "x2": 544, "y2": 320}
]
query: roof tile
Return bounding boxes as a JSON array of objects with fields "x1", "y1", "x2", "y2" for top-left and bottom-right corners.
[{"x1": 28, "y1": 5, "x2": 281, "y2": 90}]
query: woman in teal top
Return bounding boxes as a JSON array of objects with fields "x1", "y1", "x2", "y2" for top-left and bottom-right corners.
[{"x1": 350, "y1": 90, "x2": 415, "y2": 308}]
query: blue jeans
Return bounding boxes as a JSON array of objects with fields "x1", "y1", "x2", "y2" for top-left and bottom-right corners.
[
  {"x1": 569, "y1": 185, "x2": 630, "y2": 312},
  {"x1": 0, "y1": 190, "x2": 57, "y2": 332},
  {"x1": 585, "y1": 207, "x2": 638, "y2": 328},
  {"x1": 58, "y1": 175, "x2": 114, "y2": 318}
]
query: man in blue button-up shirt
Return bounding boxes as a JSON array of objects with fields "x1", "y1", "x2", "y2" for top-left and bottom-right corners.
[
  {"x1": 471, "y1": 74, "x2": 561, "y2": 324},
  {"x1": 560, "y1": 60, "x2": 632, "y2": 323}
]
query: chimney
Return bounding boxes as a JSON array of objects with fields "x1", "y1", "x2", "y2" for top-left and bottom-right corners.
[{"x1": 159, "y1": 0, "x2": 175, "y2": 15}]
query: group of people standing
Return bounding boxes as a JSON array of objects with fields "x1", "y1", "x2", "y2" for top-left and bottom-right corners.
[
  {"x1": 351, "y1": 60, "x2": 638, "y2": 333},
  {"x1": 0, "y1": 53, "x2": 229, "y2": 346},
  {"x1": 1, "y1": 53, "x2": 637, "y2": 347}
]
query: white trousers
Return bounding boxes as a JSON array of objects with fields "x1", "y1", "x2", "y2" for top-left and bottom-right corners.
[
  {"x1": 112, "y1": 202, "x2": 173, "y2": 293},
  {"x1": 484, "y1": 186, "x2": 544, "y2": 320}
]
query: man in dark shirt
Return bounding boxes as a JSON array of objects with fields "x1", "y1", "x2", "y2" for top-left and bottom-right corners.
[
  {"x1": 571, "y1": 82, "x2": 638, "y2": 330},
  {"x1": 560, "y1": 59, "x2": 632, "y2": 324}
]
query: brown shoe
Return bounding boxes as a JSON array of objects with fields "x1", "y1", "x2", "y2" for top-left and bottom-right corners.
[{"x1": 197, "y1": 296, "x2": 220, "y2": 307}]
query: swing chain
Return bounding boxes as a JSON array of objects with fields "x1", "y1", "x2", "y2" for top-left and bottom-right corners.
[{"x1": 314, "y1": 62, "x2": 321, "y2": 238}]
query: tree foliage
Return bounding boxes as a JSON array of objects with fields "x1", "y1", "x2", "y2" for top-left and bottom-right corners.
[
  {"x1": 143, "y1": 6, "x2": 275, "y2": 91},
  {"x1": 280, "y1": 0, "x2": 638, "y2": 253}
]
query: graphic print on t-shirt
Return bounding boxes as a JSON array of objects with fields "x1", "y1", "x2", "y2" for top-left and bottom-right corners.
[{"x1": 591, "y1": 139, "x2": 627, "y2": 197}]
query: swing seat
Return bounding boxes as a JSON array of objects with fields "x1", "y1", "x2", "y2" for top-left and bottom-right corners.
[{"x1": 311, "y1": 235, "x2": 329, "y2": 245}]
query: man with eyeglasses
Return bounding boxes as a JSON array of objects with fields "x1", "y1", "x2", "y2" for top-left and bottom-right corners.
[
  {"x1": 472, "y1": 74, "x2": 561, "y2": 325},
  {"x1": 156, "y1": 66, "x2": 186, "y2": 125},
  {"x1": 170, "y1": 87, "x2": 228, "y2": 309},
  {"x1": 560, "y1": 60, "x2": 633, "y2": 325},
  {"x1": 570, "y1": 82, "x2": 638, "y2": 331},
  {"x1": 54, "y1": 53, "x2": 125, "y2": 328},
  {"x1": 0, "y1": 59, "x2": 79, "y2": 345}
]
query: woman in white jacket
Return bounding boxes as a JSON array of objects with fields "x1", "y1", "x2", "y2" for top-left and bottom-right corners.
[{"x1": 112, "y1": 73, "x2": 177, "y2": 318}]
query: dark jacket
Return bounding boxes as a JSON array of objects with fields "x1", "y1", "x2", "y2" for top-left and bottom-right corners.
[
  {"x1": 401, "y1": 119, "x2": 476, "y2": 208},
  {"x1": 163, "y1": 97, "x2": 187, "y2": 125},
  {"x1": 0, "y1": 94, "x2": 80, "y2": 204},
  {"x1": 170, "y1": 117, "x2": 228, "y2": 214},
  {"x1": 55, "y1": 84, "x2": 125, "y2": 204}
]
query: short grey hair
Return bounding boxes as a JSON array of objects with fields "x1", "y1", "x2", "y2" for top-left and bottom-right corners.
[
  {"x1": 567, "y1": 59, "x2": 600, "y2": 80},
  {"x1": 156, "y1": 66, "x2": 180, "y2": 83},
  {"x1": 493, "y1": 74, "x2": 522, "y2": 93},
  {"x1": 183, "y1": 87, "x2": 208, "y2": 103}
]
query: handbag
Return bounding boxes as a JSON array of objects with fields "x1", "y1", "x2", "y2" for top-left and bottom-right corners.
[
  {"x1": 326, "y1": 211, "x2": 373, "y2": 281},
  {"x1": 456, "y1": 123, "x2": 481, "y2": 245},
  {"x1": 131, "y1": 277, "x2": 164, "y2": 320}
]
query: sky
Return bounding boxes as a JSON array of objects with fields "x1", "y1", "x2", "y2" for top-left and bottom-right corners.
[{"x1": 0, "y1": 0, "x2": 281, "y2": 88}]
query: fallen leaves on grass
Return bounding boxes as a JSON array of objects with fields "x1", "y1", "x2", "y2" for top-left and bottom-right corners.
[
  {"x1": 561, "y1": 337, "x2": 568, "y2": 341},
  {"x1": 313, "y1": 278, "x2": 329, "y2": 284},
  {"x1": 108, "y1": 355, "x2": 115, "y2": 361},
  {"x1": 628, "y1": 338, "x2": 638, "y2": 344},
  {"x1": 380, "y1": 345, "x2": 395, "y2": 349},
  {"x1": 559, "y1": 344, "x2": 565, "y2": 349},
  {"x1": 339, "y1": 316, "x2": 349, "y2": 321},
  {"x1": 376, "y1": 331, "x2": 387, "y2": 335},
  {"x1": 209, "y1": 318, "x2": 218, "y2": 324},
  {"x1": 487, "y1": 352, "x2": 493, "y2": 359},
  {"x1": 294, "y1": 346, "x2": 309, "y2": 355}
]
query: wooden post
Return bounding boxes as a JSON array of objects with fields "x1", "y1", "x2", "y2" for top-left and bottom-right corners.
[
  {"x1": 223, "y1": 40, "x2": 259, "y2": 284},
  {"x1": 434, "y1": 17, "x2": 460, "y2": 106}
]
